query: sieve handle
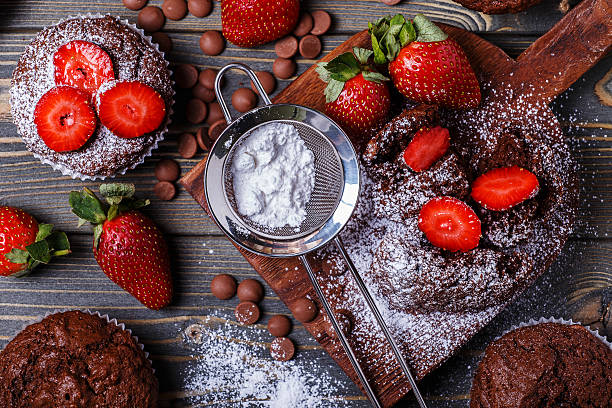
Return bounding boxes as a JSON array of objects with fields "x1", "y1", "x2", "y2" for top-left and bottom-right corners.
[
  {"x1": 299, "y1": 254, "x2": 382, "y2": 408},
  {"x1": 334, "y1": 236, "x2": 428, "y2": 408},
  {"x1": 214, "y1": 63, "x2": 273, "y2": 123}
]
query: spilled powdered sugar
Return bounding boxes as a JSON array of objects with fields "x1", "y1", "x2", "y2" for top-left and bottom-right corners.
[{"x1": 182, "y1": 315, "x2": 352, "y2": 407}]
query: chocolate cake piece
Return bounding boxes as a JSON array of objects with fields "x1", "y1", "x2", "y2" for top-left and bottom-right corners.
[
  {"x1": 10, "y1": 16, "x2": 173, "y2": 179},
  {"x1": 471, "y1": 323, "x2": 612, "y2": 407},
  {"x1": 0, "y1": 310, "x2": 158, "y2": 408}
]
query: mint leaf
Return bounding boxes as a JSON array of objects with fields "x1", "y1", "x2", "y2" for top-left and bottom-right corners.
[
  {"x1": 414, "y1": 14, "x2": 447, "y2": 42},
  {"x1": 35, "y1": 223, "x2": 53, "y2": 242},
  {"x1": 353, "y1": 47, "x2": 373, "y2": 65},
  {"x1": 362, "y1": 71, "x2": 389, "y2": 83},
  {"x1": 25, "y1": 240, "x2": 51, "y2": 264},
  {"x1": 69, "y1": 189, "x2": 107, "y2": 225},
  {"x1": 324, "y1": 79, "x2": 345, "y2": 103},
  {"x1": 5, "y1": 248, "x2": 28, "y2": 264},
  {"x1": 325, "y1": 52, "x2": 360, "y2": 82}
]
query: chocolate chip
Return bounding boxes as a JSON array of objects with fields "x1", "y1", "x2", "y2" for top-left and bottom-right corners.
[
  {"x1": 137, "y1": 6, "x2": 165, "y2": 32},
  {"x1": 123, "y1": 0, "x2": 148, "y2": 11},
  {"x1": 155, "y1": 158, "x2": 180, "y2": 181},
  {"x1": 206, "y1": 102, "x2": 224, "y2": 125},
  {"x1": 231, "y1": 88, "x2": 257, "y2": 113},
  {"x1": 381, "y1": 0, "x2": 402, "y2": 4},
  {"x1": 235, "y1": 301, "x2": 260, "y2": 325},
  {"x1": 154, "y1": 181, "x2": 176, "y2": 201},
  {"x1": 310, "y1": 10, "x2": 331, "y2": 35},
  {"x1": 199, "y1": 68, "x2": 221, "y2": 89},
  {"x1": 151, "y1": 32, "x2": 173, "y2": 54},
  {"x1": 299, "y1": 35, "x2": 321, "y2": 59},
  {"x1": 178, "y1": 132, "x2": 198, "y2": 158},
  {"x1": 251, "y1": 71, "x2": 276, "y2": 95},
  {"x1": 324, "y1": 309, "x2": 353, "y2": 338},
  {"x1": 290, "y1": 298, "x2": 318, "y2": 323},
  {"x1": 192, "y1": 84, "x2": 216, "y2": 103},
  {"x1": 270, "y1": 337, "x2": 295, "y2": 361},
  {"x1": 293, "y1": 12, "x2": 313, "y2": 37},
  {"x1": 267, "y1": 315, "x2": 292, "y2": 337},
  {"x1": 273, "y1": 58, "x2": 296, "y2": 80},
  {"x1": 174, "y1": 64, "x2": 198, "y2": 89},
  {"x1": 196, "y1": 126, "x2": 212, "y2": 150},
  {"x1": 274, "y1": 36, "x2": 298, "y2": 59},
  {"x1": 237, "y1": 279, "x2": 264, "y2": 303},
  {"x1": 200, "y1": 31, "x2": 225, "y2": 56},
  {"x1": 208, "y1": 119, "x2": 227, "y2": 141},
  {"x1": 162, "y1": 0, "x2": 187, "y2": 20},
  {"x1": 186, "y1": 98, "x2": 208, "y2": 124},
  {"x1": 211, "y1": 274, "x2": 237, "y2": 300},
  {"x1": 188, "y1": 0, "x2": 212, "y2": 17}
]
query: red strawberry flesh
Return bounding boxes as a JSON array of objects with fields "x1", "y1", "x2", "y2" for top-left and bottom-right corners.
[
  {"x1": 325, "y1": 72, "x2": 391, "y2": 135},
  {"x1": 97, "y1": 81, "x2": 166, "y2": 139},
  {"x1": 34, "y1": 86, "x2": 97, "y2": 152},
  {"x1": 54, "y1": 40, "x2": 115, "y2": 96},
  {"x1": 418, "y1": 196, "x2": 481, "y2": 252},
  {"x1": 0, "y1": 207, "x2": 38, "y2": 276},
  {"x1": 471, "y1": 166, "x2": 540, "y2": 211},
  {"x1": 403, "y1": 125, "x2": 450, "y2": 172}
]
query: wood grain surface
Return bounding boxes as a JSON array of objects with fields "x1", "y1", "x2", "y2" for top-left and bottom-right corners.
[{"x1": 0, "y1": 0, "x2": 611, "y2": 407}]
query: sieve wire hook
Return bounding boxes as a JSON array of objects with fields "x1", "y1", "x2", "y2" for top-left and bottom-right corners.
[{"x1": 214, "y1": 63, "x2": 272, "y2": 124}]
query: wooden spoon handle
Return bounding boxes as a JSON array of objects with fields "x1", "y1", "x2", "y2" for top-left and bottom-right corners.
[{"x1": 508, "y1": 0, "x2": 612, "y2": 104}]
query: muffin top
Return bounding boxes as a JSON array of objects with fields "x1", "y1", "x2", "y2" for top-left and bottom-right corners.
[
  {"x1": 471, "y1": 322, "x2": 612, "y2": 408},
  {"x1": 10, "y1": 15, "x2": 173, "y2": 179},
  {"x1": 0, "y1": 310, "x2": 158, "y2": 408}
]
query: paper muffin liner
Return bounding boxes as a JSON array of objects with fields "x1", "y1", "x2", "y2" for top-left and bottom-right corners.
[
  {"x1": 500, "y1": 316, "x2": 611, "y2": 351},
  {"x1": 6, "y1": 309, "x2": 155, "y2": 374},
  {"x1": 9, "y1": 13, "x2": 175, "y2": 181}
]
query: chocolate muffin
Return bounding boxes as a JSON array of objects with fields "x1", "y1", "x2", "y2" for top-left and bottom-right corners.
[
  {"x1": 10, "y1": 15, "x2": 173, "y2": 179},
  {"x1": 471, "y1": 322, "x2": 612, "y2": 407},
  {"x1": 453, "y1": 0, "x2": 542, "y2": 14},
  {"x1": 0, "y1": 310, "x2": 158, "y2": 407}
]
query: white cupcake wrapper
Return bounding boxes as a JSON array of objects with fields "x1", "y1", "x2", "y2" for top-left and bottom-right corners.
[
  {"x1": 10, "y1": 13, "x2": 175, "y2": 181},
  {"x1": 501, "y1": 316, "x2": 611, "y2": 351},
  {"x1": 7, "y1": 309, "x2": 155, "y2": 374}
]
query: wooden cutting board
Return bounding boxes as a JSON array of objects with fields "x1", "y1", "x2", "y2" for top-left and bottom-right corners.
[{"x1": 181, "y1": 0, "x2": 611, "y2": 405}]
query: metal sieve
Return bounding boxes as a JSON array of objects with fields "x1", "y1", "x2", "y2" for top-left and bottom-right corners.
[{"x1": 204, "y1": 63, "x2": 427, "y2": 408}]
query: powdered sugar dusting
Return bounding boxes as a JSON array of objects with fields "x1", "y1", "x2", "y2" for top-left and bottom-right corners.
[
  {"x1": 182, "y1": 315, "x2": 353, "y2": 407},
  {"x1": 9, "y1": 15, "x2": 174, "y2": 179}
]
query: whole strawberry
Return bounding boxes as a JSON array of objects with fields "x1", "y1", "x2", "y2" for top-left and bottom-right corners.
[
  {"x1": 369, "y1": 14, "x2": 481, "y2": 109},
  {"x1": 316, "y1": 47, "x2": 391, "y2": 135},
  {"x1": 222, "y1": 0, "x2": 300, "y2": 47},
  {"x1": 0, "y1": 206, "x2": 70, "y2": 277},
  {"x1": 69, "y1": 184, "x2": 173, "y2": 310}
]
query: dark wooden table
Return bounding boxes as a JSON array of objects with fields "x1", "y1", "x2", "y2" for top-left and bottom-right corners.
[{"x1": 0, "y1": 0, "x2": 610, "y2": 406}]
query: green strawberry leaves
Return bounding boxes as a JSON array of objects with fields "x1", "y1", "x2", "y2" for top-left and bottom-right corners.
[
  {"x1": 369, "y1": 13, "x2": 445, "y2": 64},
  {"x1": 70, "y1": 183, "x2": 150, "y2": 248},
  {"x1": 4, "y1": 222, "x2": 70, "y2": 277},
  {"x1": 317, "y1": 47, "x2": 388, "y2": 103}
]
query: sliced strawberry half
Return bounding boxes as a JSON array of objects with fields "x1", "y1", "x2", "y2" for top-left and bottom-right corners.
[
  {"x1": 97, "y1": 81, "x2": 166, "y2": 139},
  {"x1": 54, "y1": 40, "x2": 115, "y2": 96},
  {"x1": 403, "y1": 125, "x2": 450, "y2": 172},
  {"x1": 471, "y1": 166, "x2": 540, "y2": 211},
  {"x1": 418, "y1": 196, "x2": 481, "y2": 252},
  {"x1": 34, "y1": 86, "x2": 97, "y2": 152}
]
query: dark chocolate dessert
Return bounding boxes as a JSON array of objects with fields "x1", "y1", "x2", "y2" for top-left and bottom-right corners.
[
  {"x1": 0, "y1": 310, "x2": 158, "y2": 408},
  {"x1": 10, "y1": 15, "x2": 173, "y2": 179},
  {"x1": 471, "y1": 322, "x2": 612, "y2": 407},
  {"x1": 453, "y1": 0, "x2": 542, "y2": 14}
]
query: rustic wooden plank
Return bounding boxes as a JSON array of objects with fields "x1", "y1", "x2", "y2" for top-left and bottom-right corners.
[
  {"x1": 0, "y1": 0, "x2": 571, "y2": 33},
  {"x1": 0, "y1": 234, "x2": 607, "y2": 406}
]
